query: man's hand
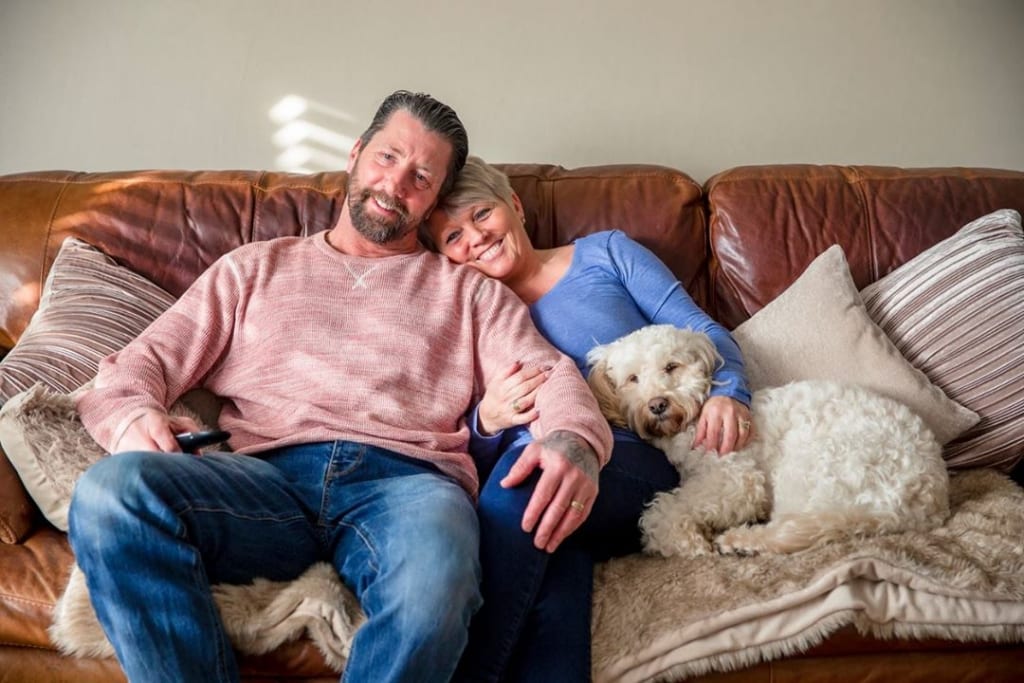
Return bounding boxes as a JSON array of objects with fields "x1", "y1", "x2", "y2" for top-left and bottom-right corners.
[
  {"x1": 692, "y1": 396, "x2": 753, "y2": 455},
  {"x1": 501, "y1": 430, "x2": 599, "y2": 553},
  {"x1": 114, "y1": 408, "x2": 201, "y2": 454}
]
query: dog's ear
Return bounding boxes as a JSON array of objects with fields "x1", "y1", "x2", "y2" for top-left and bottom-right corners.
[{"x1": 586, "y1": 359, "x2": 628, "y2": 428}]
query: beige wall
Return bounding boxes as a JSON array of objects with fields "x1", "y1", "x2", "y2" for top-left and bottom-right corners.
[{"x1": 1, "y1": 0, "x2": 1022, "y2": 182}]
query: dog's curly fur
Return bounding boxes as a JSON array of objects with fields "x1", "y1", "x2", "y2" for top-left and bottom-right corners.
[{"x1": 586, "y1": 325, "x2": 951, "y2": 557}]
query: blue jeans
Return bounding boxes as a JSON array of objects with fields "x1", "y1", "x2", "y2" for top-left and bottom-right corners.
[
  {"x1": 455, "y1": 439, "x2": 679, "y2": 682},
  {"x1": 67, "y1": 441, "x2": 482, "y2": 683}
]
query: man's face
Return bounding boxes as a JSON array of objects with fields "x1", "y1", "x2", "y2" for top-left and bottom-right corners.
[{"x1": 346, "y1": 109, "x2": 453, "y2": 244}]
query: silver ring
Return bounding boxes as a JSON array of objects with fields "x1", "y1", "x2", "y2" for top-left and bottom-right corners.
[
  {"x1": 570, "y1": 500, "x2": 585, "y2": 512},
  {"x1": 739, "y1": 420, "x2": 751, "y2": 431},
  {"x1": 512, "y1": 398, "x2": 521, "y2": 412}
]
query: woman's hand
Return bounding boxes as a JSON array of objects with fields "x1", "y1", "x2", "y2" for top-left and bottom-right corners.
[
  {"x1": 478, "y1": 361, "x2": 550, "y2": 435},
  {"x1": 692, "y1": 396, "x2": 753, "y2": 455}
]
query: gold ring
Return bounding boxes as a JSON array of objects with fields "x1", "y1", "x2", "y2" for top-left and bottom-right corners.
[
  {"x1": 570, "y1": 500, "x2": 585, "y2": 512},
  {"x1": 739, "y1": 420, "x2": 751, "y2": 431},
  {"x1": 512, "y1": 399, "x2": 521, "y2": 412}
]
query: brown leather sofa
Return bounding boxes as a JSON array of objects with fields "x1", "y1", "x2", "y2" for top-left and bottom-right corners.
[{"x1": 1, "y1": 163, "x2": 1023, "y2": 682}]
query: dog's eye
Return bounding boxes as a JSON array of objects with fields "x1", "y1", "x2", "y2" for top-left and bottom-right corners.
[
  {"x1": 664, "y1": 362, "x2": 679, "y2": 374},
  {"x1": 627, "y1": 374, "x2": 638, "y2": 384}
]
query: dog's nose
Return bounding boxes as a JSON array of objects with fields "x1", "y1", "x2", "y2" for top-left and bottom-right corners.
[{"x1": 648, "y1": 397, "x2": 669, "y2": 416}]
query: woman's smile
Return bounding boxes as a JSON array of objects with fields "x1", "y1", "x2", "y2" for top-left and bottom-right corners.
[{"x1": 476, "y1": 239, "x2": 504, "y2": 263}]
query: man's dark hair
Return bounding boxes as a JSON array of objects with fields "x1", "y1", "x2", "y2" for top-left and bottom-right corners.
[{"x1": 359, "y1": 90, "x2": 469, "y2": 197}]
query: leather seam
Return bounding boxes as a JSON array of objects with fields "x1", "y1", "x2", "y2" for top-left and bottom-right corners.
[{"x1": 0, "y1": 591, "x2": 55, "y2": 608}]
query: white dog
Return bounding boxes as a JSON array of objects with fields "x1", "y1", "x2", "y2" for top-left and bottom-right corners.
[{"x1": 586, "y1": 325, "x2": 950, "y2": 557}]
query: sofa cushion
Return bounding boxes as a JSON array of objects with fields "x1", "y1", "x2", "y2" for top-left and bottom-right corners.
[
  {"x1": 0, "y1": 237, "x2": 176, "y2": 404},
  {"x1": 731, "y1": 244, "x2": 978, "y2": 447},
  {"x1": 0, "y1": 237, "x2": 176, "y2": 541},
  {"x1": 860, "y1": 209, "x2": 1024, "y2": 472},
  {"x1": 0, "y1": 382, "x2": 220, "y2": 532}
]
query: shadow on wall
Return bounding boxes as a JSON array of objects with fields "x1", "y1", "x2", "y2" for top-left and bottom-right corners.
[{"x1": 269, "y1": 95, "x2": 360, "y2": 173}]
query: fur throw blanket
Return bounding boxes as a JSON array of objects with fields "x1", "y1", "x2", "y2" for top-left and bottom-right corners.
[
  {"x1": 51, "y1": 561, "x2": 363, "y2": 671},
  {"x1": 5, "y1": 382, "x2": 1022, "y2": 679},
  {"x1": 48, "y1": 470, "x2": 1024, "y2": 681}
]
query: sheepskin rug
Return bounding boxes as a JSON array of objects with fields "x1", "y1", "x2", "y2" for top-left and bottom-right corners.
[{"x1": 3, "y1": 383, "x2": 1022, "y2": 680}]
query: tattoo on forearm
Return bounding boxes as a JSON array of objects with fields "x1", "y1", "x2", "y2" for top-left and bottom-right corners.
[{"x1": 544, "y1": 430, "x2": 599, "y2": 484}]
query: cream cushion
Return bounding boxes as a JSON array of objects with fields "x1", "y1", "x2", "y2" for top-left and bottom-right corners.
[{"x1": 731, "y1": 244, "x2": 978, "y2": 446}]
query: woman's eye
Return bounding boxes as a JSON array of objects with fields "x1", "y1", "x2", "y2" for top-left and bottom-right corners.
[
  {"x1": 473, "y1": 207, "x2": 492, "y2": 222},
  {"x1": 444, "y1": 230, "x2": 461, "y2": 245}
]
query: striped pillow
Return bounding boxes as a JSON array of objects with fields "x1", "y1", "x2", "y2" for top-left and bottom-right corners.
[
  {"x1": 860, "y1": 209, "x2": 1024, "y2": 472},
  {"x1": 0, "y1": 237, "x2": 176, "y2": 404}
]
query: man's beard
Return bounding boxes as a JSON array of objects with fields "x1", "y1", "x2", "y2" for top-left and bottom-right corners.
[{"x1": 347, "y1": 172, "x2": 412, "y2": 244}]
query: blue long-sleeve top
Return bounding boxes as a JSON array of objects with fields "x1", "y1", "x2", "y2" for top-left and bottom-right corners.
[{"x1": 471, "y1": 230, "x2": 751, "y2": 459}]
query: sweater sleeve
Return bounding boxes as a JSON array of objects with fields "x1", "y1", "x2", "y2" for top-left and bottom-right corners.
[
  {"x1": 76, "y1": 255, "x2": 242, "y2": 451},
  {"x1": 466, "y1": 404, "x2": 504, "y2": 461},
  {"x1": 471, "y1": 277, "x2": 613, "y2": 466},
  {"x1": 608, "y1": 231, "x2": 752, "y2": 406}
]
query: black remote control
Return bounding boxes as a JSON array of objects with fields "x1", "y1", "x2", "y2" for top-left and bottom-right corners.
[{"x1": 175, "y1": 429, "x2": 231, "y2": 452}]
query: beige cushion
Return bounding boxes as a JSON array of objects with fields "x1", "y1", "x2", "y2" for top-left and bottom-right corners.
[
  {"x1": 861, "y1": 209, "x2": 1024, "y2": 472},
  {"x1": 732, "y1": 244, "x2": 978, "y2": 446},
  {"x1": 0, "y1": 237, "x2": 176, "y2": 404},
  {"x1": 0, "y1": 381, "x2": 217, "y2": 531}
]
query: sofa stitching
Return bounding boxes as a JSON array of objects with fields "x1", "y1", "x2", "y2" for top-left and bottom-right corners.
[
  {"x1": 0, "y1": 591, "x2": 55, "y2": 608},
  {"x1": 0, "y1": 517, "x2": 17, "y2": 543},
  {"x1": 846, "y1": 167, "x2": 876, "y2": 281},
  {"x1": 504, "y1": 169, "x2": 700, "y2": 194},
  {"x1": 706, "y1": 166, "x2": 1017, "y2": 187},
  {"x1": 0, "y1": 640, "x2": 55, "y2": 650},
  {"x1": 1, "y1": 172, "x2": 698, "y2": 199},
  {"x1": 35, "y1": 175, "x2": 74, "y2": 296},
  {"x1": 0, "y1": 177, "x2": 343, "y2": 197},
  {"x1": 252, "y1": 171, "x2": 267, "y2": 243}
]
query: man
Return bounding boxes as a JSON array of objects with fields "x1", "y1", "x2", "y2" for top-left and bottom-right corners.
[{"x1": 68, "y1": 90, "x2": 612, "y2": 683}]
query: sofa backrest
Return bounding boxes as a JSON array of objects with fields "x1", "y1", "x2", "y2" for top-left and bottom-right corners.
[
  {"x1": 0, "y1": 164, "x2": 704, "y2": 354},
  {"x1": 706, "y1": 164, "x2": 1024, "y2": 329},
  {"x1": 3, "y1": 163, "x2": 1023, "y2": 354}
]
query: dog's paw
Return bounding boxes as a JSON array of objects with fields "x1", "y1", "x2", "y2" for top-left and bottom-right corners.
[
  {"x1": 714, "y1": 528, "x2": 764, "y2": 556},
  {"x1": 643, "y1": 530, "x2": 715, "y2": 558}
]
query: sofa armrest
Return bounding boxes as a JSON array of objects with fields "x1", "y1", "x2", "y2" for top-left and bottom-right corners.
[{"x1": 0, "y1": 445, "x2": 35, "y2": 544}]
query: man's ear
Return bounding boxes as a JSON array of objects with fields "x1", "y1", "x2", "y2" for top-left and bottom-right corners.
[{"x1": 346, "y1": 138, "x2": 363, "y2": 173}]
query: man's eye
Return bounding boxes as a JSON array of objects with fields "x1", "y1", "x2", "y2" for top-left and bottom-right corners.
[{"x1": 415, "y1": 173, "x2": 431, "y2": 189}]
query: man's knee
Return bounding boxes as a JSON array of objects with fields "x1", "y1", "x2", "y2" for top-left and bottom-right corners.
[
  {"x1": 71, "y1": 452, "x2": 149, "y2": 517},
  {"x1": 69, "y1": 451, "x2": 179, "y2": 552}
]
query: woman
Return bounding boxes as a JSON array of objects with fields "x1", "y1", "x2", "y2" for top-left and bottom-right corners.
[{"x1": 423, "y1": 157, "x2": 753, "y2": 682}]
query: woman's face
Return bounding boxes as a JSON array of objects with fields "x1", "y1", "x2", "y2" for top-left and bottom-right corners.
[{"x1": 426, "y1": 194, "x2": 529, "y2": 280}]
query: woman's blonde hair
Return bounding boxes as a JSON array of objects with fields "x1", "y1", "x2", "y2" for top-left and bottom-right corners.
[{"x1": 421, "y1": 156, "x2": 516, "y2": 251}]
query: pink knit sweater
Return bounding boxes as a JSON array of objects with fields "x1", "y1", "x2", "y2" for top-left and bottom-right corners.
[{"x1": 77, "y1": 233, "x2": 612, "y2": 495}]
